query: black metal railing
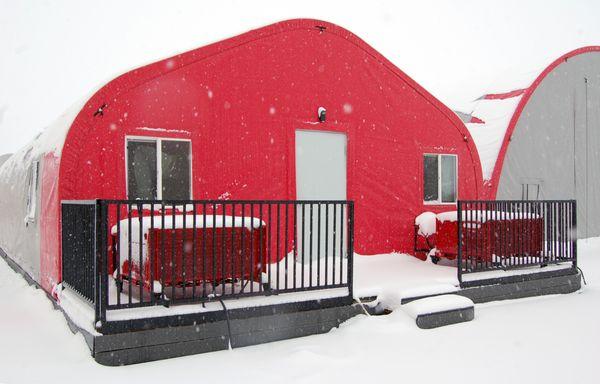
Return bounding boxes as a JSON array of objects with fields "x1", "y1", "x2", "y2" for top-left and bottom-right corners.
[
  {"x1": 61, "y1": 201, "x2": 97, "y2": 302},
  {"x1": 61, "y1": 199, "x2": 354, "y2": 327},
  {"x1": 457, "y1": 200, "x2": 577, "y2": 284}
]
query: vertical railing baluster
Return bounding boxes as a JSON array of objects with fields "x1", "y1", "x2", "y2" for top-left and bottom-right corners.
[
  {"x1": 293, "y1": 202, "x2": 297, "y2": 290},
  {"x1": 202, "y1": 202, "x2": 207, "y2": 298},
  {"x1": 332, "y1": 203, "x2": 337, "y2": 285},
  {"x1": 161, "y1": 202, "x2": 165, "y2": 302},
  {"x1": 259, "y1": 203, "x2": 264, "y2": 292},
  {"x1": 317, "y1": 203, "x2": 321, "y2": 287},
  {"x1": 552, "y1": 202, "x2": 557, "y2": 262},
  {"x1": 150, "y1": 203, "x2": 155, "y2": 304},
  {"x1": 231, "y1": 203, "x2": 236, "y2": 295},
  {"x1": 182, "y1": 203, "x2": 187, "y2": 299},
  {"x1": 301, "y1": 203, "x2": 305, "y2": 288},
  {"x1": 564, "y1": 201, "x2": 569, "y2": 261},
  {"x1": 285, "y1": 203, "x2": 290, "y2": 290},
  {"x1": 116, "y1": 203, "x2": 121, "y2": 306},
  {"x1": 516, "y1": 200, "x2": 520, "y2": 267},
  {"x1": 561, "y1": 201, "x2": 566, "y2": 261},
  {"x1": 484, "y1": 202, "x2": 488, "y2": 270},
  {"x1": 325, "y1": 203, "x2": 329, "y2": 287},
  {"x1": 276, "y1": 203, "x2": 280, "y2": 291},
  {"x1": 249, "y1": 203, "x2": 254, "y2": 293},
  {"x1": 309, "y1": 202, "x2": 313, "y2": 287},
  {"x1": 240, "y1": 203, "x2": 245, "y2": 293},
  {"x1": 267, "y1": 203, "x2": 272, "y2": 291},
  {"x1": 192, "y1": 203, "x2": 197, "y2": 300},
  {"x1": 222, "y1": 204, "x2": 227, "y2": 294},
  {"x1": 572, "y1": 200, "x2": 578, "y2": 269},
  {"x1": 171, "y1": 204, "x2": 176, "y2": 302},
  {"x1": 127, "y1": 203, "x2": 132, "y2": 305},
  {"x1": 339, "y1": 202, "x2": 344, "y2": 285},
  {"x1": 212, "y1": 203, "x2": 217, "y2": 294},
  {"x1": 347, "y1": 201, "x2": 354, "y2": 297}
]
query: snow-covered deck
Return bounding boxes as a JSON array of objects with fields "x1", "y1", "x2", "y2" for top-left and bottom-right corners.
[
  {"x1": 58, "y1": 250, "x2": 576, "y2": 335},
  {"x1": 354, "y1": 254, "x2": 459, "y2": 306},
  {"x1": 58, "y1": 284, "x2": 349, "y2": 335}
]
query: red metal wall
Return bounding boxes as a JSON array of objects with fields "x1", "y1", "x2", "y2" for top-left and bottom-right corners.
[
  {"x1": 57, "y1": 19, "x2": 483, "y2": 256},
  {"x1": 40, "y1": 152, "x2": 61, "y2": 293}
]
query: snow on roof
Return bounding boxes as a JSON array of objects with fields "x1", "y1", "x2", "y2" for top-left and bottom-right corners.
[
  {"x1": 0, "y1": 154, "x2": 12, "y2": 168},
  {"x1": 464, "y1": 95, "x2": 523, "y2": 181},
  {"x1": 0, "y1": 99, "x2": 84, "y2": 180}
]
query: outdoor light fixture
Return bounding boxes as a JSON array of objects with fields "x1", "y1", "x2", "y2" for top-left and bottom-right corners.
[{"x1": 318, "y1": 107, "x2": 326, "y2": 122}]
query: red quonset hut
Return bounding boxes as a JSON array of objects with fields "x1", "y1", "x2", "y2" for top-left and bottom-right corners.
[{"x1": 0, "y1": 19, "x2": 483, "y2": 295}]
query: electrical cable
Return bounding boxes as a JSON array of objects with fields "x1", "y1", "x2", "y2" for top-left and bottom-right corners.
[
  {"x1": 577, "y1": 266, "x2": 587, "y2": 286},
  {"x1": 218, "y1": 298, "x2": 234, "y2": 350}
]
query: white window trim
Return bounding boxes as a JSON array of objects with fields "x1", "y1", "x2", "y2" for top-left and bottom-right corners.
[
  {"x1": 423, "y1": 153, "x2": 458, "y2": 205},
  {"x1": 125, "y1": 136, "x2": 193, "y2": 200}
]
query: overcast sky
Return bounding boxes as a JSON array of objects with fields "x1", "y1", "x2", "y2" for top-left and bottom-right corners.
[{"x1": 1, "y1": 0, "x2": 599, "y2": 154}]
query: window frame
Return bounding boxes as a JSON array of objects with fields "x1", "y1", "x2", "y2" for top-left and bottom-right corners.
[
  {"x1": 423, "y1": 153, "x2": 458, "y2": 205},
  {"x1": 125, "y1": 136, "x2": 193, "y2": 200}
]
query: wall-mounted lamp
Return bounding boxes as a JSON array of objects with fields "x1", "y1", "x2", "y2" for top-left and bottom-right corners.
[{"x1": 318, "y1": 107, "x2": 326, "y2": 123}]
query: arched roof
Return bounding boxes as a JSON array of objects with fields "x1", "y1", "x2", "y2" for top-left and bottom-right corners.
[
  {"x1": 460, "y1": 46, "x2": 600, "y2": 195},
  {"x1": 487, "y1": 46, "x2": 600, "y2": 197},
  {"x1": 59, "y1": 18, "x2": 483, "y2": 197}
]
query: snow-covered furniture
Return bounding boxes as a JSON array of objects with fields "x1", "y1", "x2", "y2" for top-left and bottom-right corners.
[
  {"x1": 415, "y1": 210, "x2": 544, "y2": 264},
  {"x1": 110, "y1": 214, "x2": 266, "y2": 291}
]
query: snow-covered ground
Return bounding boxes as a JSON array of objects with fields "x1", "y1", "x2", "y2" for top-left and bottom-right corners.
[{"x1": 1, "y1": 239, "x2": 598, "y2": 383}]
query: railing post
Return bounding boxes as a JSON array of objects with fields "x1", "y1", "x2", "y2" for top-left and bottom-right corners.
[
  {"x1": 94, "y1": 199, "x2": 108, "y2": 330},
  {"x1": 93, "y1": 199, "x2": 102, "y2": 329},
  {"x1": 457, "y1": 200, "x2": 463, "y2": 286},
  {"x1": 347, "y1": 201, "x2": 354, "y2": 299},
  {"x1": 101, "y1": 200, "x2": 109, "y2": 325},
  {"x1": 572, "y1": 199, "x2": 577, "y2": 270}
]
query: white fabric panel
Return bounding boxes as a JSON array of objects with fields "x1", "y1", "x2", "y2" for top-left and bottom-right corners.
[{"x1": 497, "y1": 52, "x2": 600, "y2": 238}]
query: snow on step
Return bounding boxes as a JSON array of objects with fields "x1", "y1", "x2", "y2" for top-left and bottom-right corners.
[{"x1": 401, "y1": 294, "x2": 475, "y2": 329}]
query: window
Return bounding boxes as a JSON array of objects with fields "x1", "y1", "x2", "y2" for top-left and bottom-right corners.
[
  {"x1": 126, "y1": 138, "x2": 191, "y2": 200},
  {"x1": 25, "y1": 160, "x2": 39, "y2": 223},
  {"x1": 423, "y1": 154, "x2": 457, "y2": 204}
]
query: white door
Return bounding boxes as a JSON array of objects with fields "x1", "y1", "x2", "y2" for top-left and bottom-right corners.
[{"x1": 295, "y1": 130, "x2": 347, "y2": 273}]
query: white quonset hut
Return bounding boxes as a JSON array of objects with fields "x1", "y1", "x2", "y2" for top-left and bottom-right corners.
[{"x1": 458, "y1": 46, "x2": 600, "y2": 238}]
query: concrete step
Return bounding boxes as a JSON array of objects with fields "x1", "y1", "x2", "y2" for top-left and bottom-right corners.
[{"x1": 400, "y1": 294, "x2": 474, "y2": 329}]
